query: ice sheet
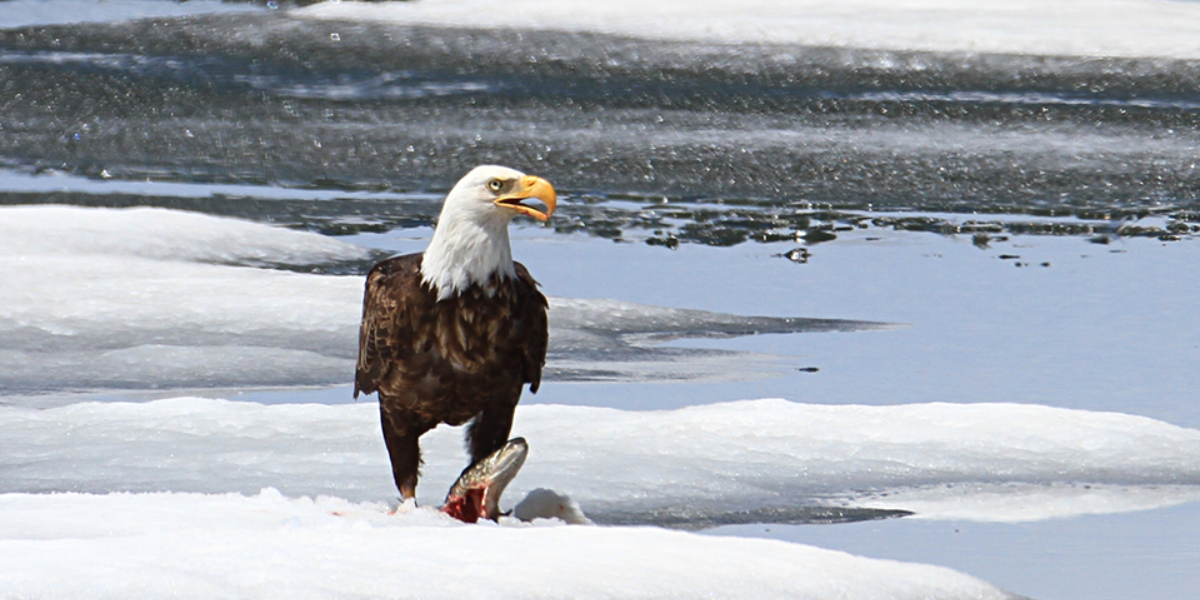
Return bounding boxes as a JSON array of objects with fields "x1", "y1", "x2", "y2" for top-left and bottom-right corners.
[
  {"x1": 298, "y1": 0, "x2": 1200, "y2": 59},
  {"x1": 0, "y1": 489, "x2": 1016, "y2": 600},
  {"x1": 4, "y1": 396, "x2": 1198, "y2": 524},
  {"x1": 0, "y1": 205, "x2": 885, "y2": 391},
  {"x1": 0, "y1": 0, "x2": 259, "y2": 29},
  {"x1": 1, "y1": 204, "x2": 369, "y2": 267}
]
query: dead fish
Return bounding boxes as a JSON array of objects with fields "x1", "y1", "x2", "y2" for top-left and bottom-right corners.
[{"x1": 441, "y1": 437, "x2": 528, "y2": 523}]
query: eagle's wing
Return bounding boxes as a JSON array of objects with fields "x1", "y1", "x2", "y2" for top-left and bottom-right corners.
[
  {"x1": 354, "y1": 254, "x2": 425, "y2": 398},
  {"x1": 514, "y1": 261, "x2": 549, "y2": 394},
  {"x1": 356, "y1": 254, "x2": 549, "y2": 399}
]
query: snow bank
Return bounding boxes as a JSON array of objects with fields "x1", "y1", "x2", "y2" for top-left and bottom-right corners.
[
  {"x1": 0, "y1": 489, "x2": 1015, "y2": 600},
  {"x1": 0, "y1": 205, "x2": 878, "y2": 391},
  {"x1": 4, "y1": 397, "x2": 1198, "y2": 524},
  {"x1": 0, "y1": 204, "x2": 369, "y2": 267},
  {"x1": 298, "y1": 0, "x2": 1200, "y2": 60},
  {"x1": 0, "y1": 206, "x2": 365, "y2": 389},
  {"x1": 0, "y1": 166, "x2": 418, "y2": 202},
  {"x1": 0, "y1": 0, "x2": 259, "y2": 29}
]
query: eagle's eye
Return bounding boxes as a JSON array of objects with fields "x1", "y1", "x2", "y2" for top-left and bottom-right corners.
[{"x1": 486, "y1": 178, "x2": 504, "y2": 192}]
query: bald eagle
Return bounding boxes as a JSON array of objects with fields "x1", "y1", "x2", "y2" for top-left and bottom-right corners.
[{"x1": 354, "y1": 165, "x2": 555, "y2": 501}]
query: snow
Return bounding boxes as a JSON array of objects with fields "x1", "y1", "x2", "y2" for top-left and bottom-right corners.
[
  {"x1": 0, "y1": 204, "x2": 876, "y2": 391},
  {"x1": 8, "y1": 0, "x2": 1200, "y2": 61},
  {"x1": 0, "y1": 167, "x2": 423, "y2": 202},
  {"x1": 3, "y1": 198, "x2": 1197, "y2": 598},
  {"x1": 0, "y1": 204, "x2": 369, "y2": 267},
  {"x1": 0, "y1": 490, "x2": 1014, "y2": 600},
  {"x1": 0, "y1": 0, "x2": 260, "y2": 29},
  {"x1": 4, "y1": 396, "x2": 1198, "y2": 524},
  {"x1": 514, "y1": 488, "x2": 593, "y2": 524},
  {"x1": 0, "y1": 206, "x2": 365, "y2": 390},
  {"x1": 3, "y1": 393, "x2": 1197, "y2": 597},
  {"x1": 297, "y1": 0, "x2": 1200, "y2": 60},
  {"x1": 5, "y1": 204, "x2": 1199, "y2": 529}
]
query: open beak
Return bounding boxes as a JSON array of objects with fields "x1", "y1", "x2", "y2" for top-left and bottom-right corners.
[{"x1": 495, "y1": 175, "x2": 557, "y2": 222}]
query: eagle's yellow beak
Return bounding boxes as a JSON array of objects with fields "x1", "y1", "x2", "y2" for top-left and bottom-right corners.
[{"x1": 495, "y1": 175, "x2": 557, "y2": 222}]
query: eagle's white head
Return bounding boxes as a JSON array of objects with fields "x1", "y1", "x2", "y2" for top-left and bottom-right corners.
[{"x1": 420, "y1": 165, "x2": 557, "y2": 299}]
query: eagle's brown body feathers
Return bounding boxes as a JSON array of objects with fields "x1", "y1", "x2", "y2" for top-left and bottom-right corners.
[{"x1": 355, "y1": 252, "x2": 548, "y2": 498}]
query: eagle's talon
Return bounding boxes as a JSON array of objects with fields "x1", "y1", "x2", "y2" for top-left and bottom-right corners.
[{"x1": 394, "y1": 497, "x2": 418, "y2": 515}]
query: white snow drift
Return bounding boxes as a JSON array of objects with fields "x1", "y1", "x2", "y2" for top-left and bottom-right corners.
[
  {"x1": 0, "y1": 205, "x2": 366, "y2": 389},
  {"x1": 1, "y1": 204, "x2": 370, "y2": 266},
  {"x1": 299, "y1": 0, "x2": 1200, "y2": 60},
  {"x1": 0, "y1": 489, "x2": 1016, "y2": 600},
  {"x1": 0, "y1": 204, "x2": 873, "y2": 391},
  {"x1": 5, "y1": 396, "x2": 1199, "y2": 523},
  {"x1": 0, "y1": 0, "x2": 257, "y2": 29},
  {"x1": 13, "y1": 392, "x2": 1193, "y2": 599}
]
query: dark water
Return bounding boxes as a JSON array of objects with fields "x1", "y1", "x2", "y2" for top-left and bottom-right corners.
[{"x1": 2, "y1": 11, "x2": 1200, "y2": 248}]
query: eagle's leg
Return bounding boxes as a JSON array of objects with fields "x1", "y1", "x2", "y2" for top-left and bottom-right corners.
[
  {"x1": 380, "y1": 403, "x2": 427, "y2": 500},
  {"x1": 465, "y1": 401, "x2": 517, "y2": 468}
]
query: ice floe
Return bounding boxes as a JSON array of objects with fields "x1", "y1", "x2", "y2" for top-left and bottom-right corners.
[
  {"x1": 0, "y1": 0, "x2": 259, "y2": 29},
  {"x1": 0, "y1": 205, "x2": 886, "y2": 391},
  {"x1": 298, "y1": 0, "x2": 1200, "y2": 60},
  {"x1": 1, "y1": 204, "x2": 369, "y2": 267},
  {"x1": 4, "y1": 397, "x2": 1198, "y2": 525},
  {"x1": 0, "y1": 488, "x2": 1018, "y2": 600}
]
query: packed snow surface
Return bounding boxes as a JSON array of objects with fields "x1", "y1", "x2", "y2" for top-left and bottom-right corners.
[
  {"x1": 9, "y1": 393, "x2": 1191, "y2": 599},
  {"x1": 0, "y1": 205, "x2": 880, "y2": 391},
  {"x1": 8, "y1": 0, "x2": 1200, "y2": 61},
  {"x1": 0, "y1": 0, "x2": 259, "y2": 29},
  {"x1": 1, "y1": 204, "x2": 369, "y2": 267},
  {"x1": 0, "y1": 489, "x2": 1016, "y2": 600},
  {"x1": 0, "y1": 205, "x2": 366, "y2": 389},
  {"x1": 299, "y1": 0, "x2": 1200, "y2": 60},
  {"x1": 5, "y1": 397, "x2": 1199, "y2": 524},
  {"x1": 0, "y1": 167, "x2": 420, "y2": 202}
]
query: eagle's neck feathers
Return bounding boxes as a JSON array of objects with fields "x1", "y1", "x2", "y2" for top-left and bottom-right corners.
[{"x1": 420, "y1": 202, "x2": 516, "y2": 301}]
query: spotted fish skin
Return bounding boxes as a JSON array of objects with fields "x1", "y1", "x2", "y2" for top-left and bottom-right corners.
[{"x1": 442, "y1": 438, "x2": 529, "y2": 523}]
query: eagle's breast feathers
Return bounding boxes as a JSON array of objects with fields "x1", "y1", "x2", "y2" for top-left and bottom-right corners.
[{"x1": 355, "y1": 253, "x2": 548, "y2": 427}]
